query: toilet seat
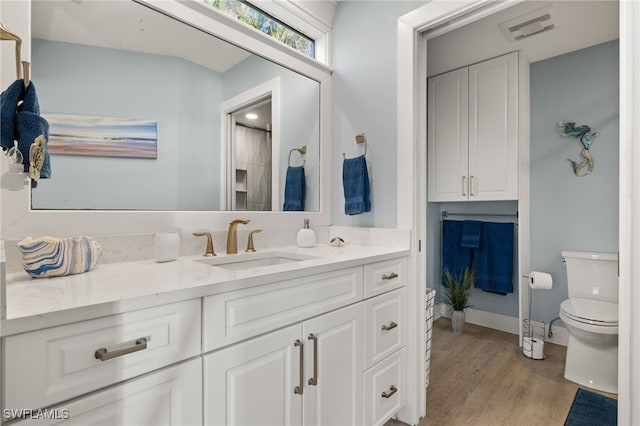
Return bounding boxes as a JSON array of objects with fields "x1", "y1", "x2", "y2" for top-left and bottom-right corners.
[{"x1": 560, "y1": 298, "x2": 618, "y2": 327}]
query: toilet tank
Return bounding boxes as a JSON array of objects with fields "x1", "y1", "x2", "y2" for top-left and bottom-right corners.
[{"x1": 562, "y1": 251, "x2": 618, "y2": 303}]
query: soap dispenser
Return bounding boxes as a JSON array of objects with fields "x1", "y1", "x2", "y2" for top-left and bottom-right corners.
[{"x1": 297, "y1": 218, "x2": 316, "y2": 248}]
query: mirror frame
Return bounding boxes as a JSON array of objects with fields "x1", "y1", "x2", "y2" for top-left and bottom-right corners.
[{"x1": 1, "y1": 0, "x2": 332, "y2": 239}]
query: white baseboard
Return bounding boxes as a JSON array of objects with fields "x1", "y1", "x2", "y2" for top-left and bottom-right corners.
[{"x1": 436, "y1": 303, "x2": 568, "y2": 346}]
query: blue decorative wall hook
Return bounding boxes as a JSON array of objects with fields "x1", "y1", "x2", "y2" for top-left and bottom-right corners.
[{"x1": 558, "y1": 121, "x2": 599, "y2": 177}]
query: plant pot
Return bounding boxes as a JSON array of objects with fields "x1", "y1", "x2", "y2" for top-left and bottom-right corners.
[{"x1": 451, "y1": 310, "x2": 465, "y2": 335}]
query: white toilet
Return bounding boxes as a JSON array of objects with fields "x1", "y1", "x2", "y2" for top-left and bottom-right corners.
[{"x1": 559, "y1": 251, "x2": 618, "y2": 393}]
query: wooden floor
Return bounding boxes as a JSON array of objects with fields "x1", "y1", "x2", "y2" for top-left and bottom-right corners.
[{"x1": 390, "y1": 318, "x2": 615, "y2": 426}]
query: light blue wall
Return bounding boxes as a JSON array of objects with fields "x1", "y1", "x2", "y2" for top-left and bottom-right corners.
[
  {"x1": 331, "y1": 1, "x2": 426, "y2": 227},
  {"x1": 31, "y1": 39, "x2": 222, "y2": 210},
  {"x1": 426, "y1": 201, "x2": 520, "y2": 318},
  {"x1": 530, "y1": 40, "x2": 619, "y2": 323},
  {"x1": 222, "y1": 55, "x2": 320, "y2": 211}
]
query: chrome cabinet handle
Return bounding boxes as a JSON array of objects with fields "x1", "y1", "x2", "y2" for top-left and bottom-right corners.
[
  {"x1": 381, "y1": 321, "x2": 398, "y2": 331},
  {"x1": 462, "y1": 176, "x2": 466, "y2": 196},
  {"x1": 294, "y1": 340, "x2": 304, "y2": 395},
  {"x1": 381, "y1": 385, "x2": 398, "y2": 399},
  {"x1": 470, "y1": 175, "x2": 475, "y2": 196},
  {"x1": 308, "y1": 333, "x2": 318, "y2": 386},
  {"x1": 94, "y1": 337, "x2": 148, "y2": 362},
  {"x1": 382, "y1": 272, "x2": 398, "y2": 280}
]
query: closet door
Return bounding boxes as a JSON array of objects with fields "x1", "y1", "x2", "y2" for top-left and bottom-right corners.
[
  {"x1": 468, "y1": 52, "x2": 518, "y2": 201},
  {"x1": 427, "y1": 68, "x2": 469, "y2": 202}
]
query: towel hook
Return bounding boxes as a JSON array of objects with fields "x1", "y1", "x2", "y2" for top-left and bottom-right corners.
[
  {"x1": 288, "y1": 145, "x2": 307, "y2": 167},
  {"x1": 0, "y1": 22, "x2": 29, "y2": 88},
  {"x1": 343, "y1": 133, "x2": 367, "y2": 159}
]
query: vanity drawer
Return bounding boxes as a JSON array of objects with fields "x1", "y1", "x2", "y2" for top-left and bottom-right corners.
[
  {"x1": 364, "y1": 348, "x2": 406, "y2": 426},
  {"x1": 364, "y1": 288, "x2": 405, "y2": 369},
  {"x1": 203, "y1": 266, "x2": 363, "y2": 352},
  {"x1": 3, "y1": 299, "x2": 201, "y2": 410},
  {"x1": 364, "y1": 258, "x2": 405, "y2": 298},
  {"x1": 8, "y1": 359, "x2": 203, "y2": 425}
]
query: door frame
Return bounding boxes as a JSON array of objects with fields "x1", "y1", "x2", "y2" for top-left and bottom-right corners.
[
  {"x1": 221, "y1": 77, "x2": 281, "y2": 211},
  {"x1": 396, "y1": 1, "x2": 639, "y2": 425}
]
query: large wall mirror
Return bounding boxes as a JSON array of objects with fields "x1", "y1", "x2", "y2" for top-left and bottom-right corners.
[{"x1": 30, "y1": 0, "x2": 320, "y2": 212}]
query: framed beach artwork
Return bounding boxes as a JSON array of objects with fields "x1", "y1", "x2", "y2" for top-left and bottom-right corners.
[{"x1": 43, "y1": 113, "x2": 158, "y2": 159}]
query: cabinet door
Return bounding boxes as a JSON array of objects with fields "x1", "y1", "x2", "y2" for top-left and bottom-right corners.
[
  {"x1": 427, "y1": 67, "x2": 469, "y2": 202},
  {"x1": 203, "y1": 324, "x2": 303, "y2": 426},
  {"x1": 302, "y1": 303, "x2": 364, "y2": 426},
  {"x1": 10, "y1": 359, "x2": 202, "y2": 426},
  {"x1": 468, "y1": 52, "x2": 518, "y2": 200}
]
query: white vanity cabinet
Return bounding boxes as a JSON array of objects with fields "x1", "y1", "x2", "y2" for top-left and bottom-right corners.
[
  {"x1": 202, "y1": 259, "x2": 406, "y2": 426},
  {"x1": 10, "y1": 359, "x2": 203, "y2": 426},
  {"x1": 362, "y1": 286, "x2": 406, "y2": 426},
  {"x1": 1, "y1": 254, "x2": 409, "y2": 426},
  {"x1": 428, "y1": 52, "x2": 518, "y2": 202},
  {"x1": 204, "y1": 303, "x2": 363, "y2": 426},
  {"x1": 2, "y1": 299, "x2": 201, "y2": 412}
]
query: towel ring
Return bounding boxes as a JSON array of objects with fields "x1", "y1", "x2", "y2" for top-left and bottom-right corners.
[
  {"x1": 288, "y1": 146, "x2": 307, "y2": 167},
  {"x1": 343, "y1": 133, "x2": 367, "y2": 159},
  {"x1": 0, "y1": 22, "x2": 30, "y2": 87}
]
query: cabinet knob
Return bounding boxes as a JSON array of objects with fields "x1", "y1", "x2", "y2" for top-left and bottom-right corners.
[
  {"x1": 381, "y1": 385, "x2": 398, "y2": 399},
  {"x1": 462, "y1": 176, "x2": 467, "y2": 197},
  {"x1": 382, "y1": 272, "x2": 398, "y2": 280},
  {"x1": 381, "y1": 321, "x2": 398, "y2": 331},
  {"x1": 470, "y1": 175, "x2": 475, "y2": 196}
]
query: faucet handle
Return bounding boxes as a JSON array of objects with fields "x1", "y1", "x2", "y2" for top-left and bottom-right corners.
[
  {"x1": 193, "y1": 232, "x2": 216, "y2": 257},
  {"x1": 245, "y1": 229, "x2": 263, "y2": 253}
]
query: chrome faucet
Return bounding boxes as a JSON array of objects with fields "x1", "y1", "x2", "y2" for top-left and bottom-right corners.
[
  {"x1": 193, "y1": 232, "x2": 216, "y2": 257},
  {"x1": 227, "y1": 219, "x2": 250, "y2": 254}
]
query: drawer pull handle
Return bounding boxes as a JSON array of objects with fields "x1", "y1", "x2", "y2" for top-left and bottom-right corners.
[
  {"x1": 94, "y1": 337, "x2": 148, "y2": 361},
  {"x1": 294, "y1": 340, "x2": 304, "y2": 395},
  {"x1": 308, "y1": 333, "x2": 319, "y2": 386},
  {"x1": 381, "y1": 385, "x2": 398, "y2": 399},
  {"x1": 382, "y1": 272, "x2": 398, "y2": 280},
  {"x1": 381, "y1": 321, "x2": 398, "y2": 331}
]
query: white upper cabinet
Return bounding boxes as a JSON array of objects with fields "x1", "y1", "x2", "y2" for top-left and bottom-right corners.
[{"x1": 428, "y1": 52, "x2": 518, "y2": 202}]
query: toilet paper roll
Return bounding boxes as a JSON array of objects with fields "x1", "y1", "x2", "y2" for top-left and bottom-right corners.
[
  {"x1": 529, "y1": 271, "x2": 553, "y2": 290},
  {"x1": 523, "y1": 337, "x2": 545, "y2": 359}
]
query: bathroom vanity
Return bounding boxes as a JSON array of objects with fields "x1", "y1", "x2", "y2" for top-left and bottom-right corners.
[{"x1": 0, "y1": 243, "x2": 409, "y2": 425}]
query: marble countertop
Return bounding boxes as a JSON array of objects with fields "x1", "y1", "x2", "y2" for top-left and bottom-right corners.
[{"x1": 2, "y1": 244, "x2": 409, "y2": 336}]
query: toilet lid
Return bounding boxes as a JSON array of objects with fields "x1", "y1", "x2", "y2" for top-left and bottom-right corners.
[{"x1": 560, "y1": 298, "x2": 618, "y2": 324}]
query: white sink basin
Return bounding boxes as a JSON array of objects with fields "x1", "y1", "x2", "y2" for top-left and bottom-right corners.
[{"x1": 194, "y1": 251, "x2": 317, "y2": 271}]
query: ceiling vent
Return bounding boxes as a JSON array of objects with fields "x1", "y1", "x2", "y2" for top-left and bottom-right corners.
[{"x1": 499, "y1": 5, "x2": 558, "y2": 42}]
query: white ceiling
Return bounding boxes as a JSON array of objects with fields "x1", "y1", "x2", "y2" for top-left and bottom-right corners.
[
  {"x1": 427, "y1": 1, "x2": 619, "y2": 77},
  {"x1": 31, "y1": 0, "x2": 252, "y2": 73}
]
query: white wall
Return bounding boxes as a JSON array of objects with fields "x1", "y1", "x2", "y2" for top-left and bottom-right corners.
[{"x1": 331, "y1": 1, "x2": 427, "y2": 228}]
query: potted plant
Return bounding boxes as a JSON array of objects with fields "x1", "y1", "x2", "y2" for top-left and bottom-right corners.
[{"x1": 442, "y1": 267, "x2": 473, "y2": 334}]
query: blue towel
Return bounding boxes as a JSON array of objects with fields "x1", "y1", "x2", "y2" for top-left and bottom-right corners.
[
  {"x1": 461, "y1": 220, "x2": 482, "y2": 248},
  {"x1": 442, "y1": 220, "x2": 472, "y2": 280},
  {"x1": 473, "y1": 222, "x2": 514, "y2": 295},
  {"x1": 1, "y1": 79, "x2": 24, "y2": 151},
  {"x1": 283, "y1": 166, "x2": 305, "y2": 211},
  {"x1": 0, "y1": 80, "x2": 51, "y2": 183},
  {"x1": 342, "y1": 155, "x2": 371, "y2": 215}
]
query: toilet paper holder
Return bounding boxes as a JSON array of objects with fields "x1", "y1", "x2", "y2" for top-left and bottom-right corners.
[{"x1": 522, "y1": 271, "x2": 552, "y2": 360}]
